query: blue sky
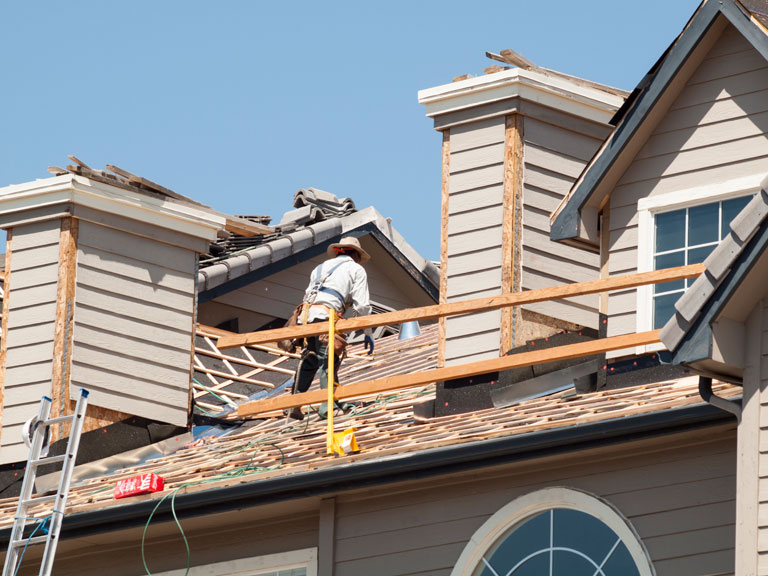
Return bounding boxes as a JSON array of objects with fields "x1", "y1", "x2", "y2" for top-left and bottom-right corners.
[{"x1": 0, "y1": 1, "x2": 703, "y2": 261}]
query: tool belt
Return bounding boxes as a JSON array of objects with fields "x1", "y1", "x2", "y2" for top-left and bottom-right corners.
[{"x1": 277, "y1": 304, "x2": 347, "y2": 355}]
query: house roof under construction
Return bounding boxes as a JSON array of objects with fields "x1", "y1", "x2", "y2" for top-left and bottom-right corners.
[{"x1": 0, "y1": 322, "x2": 739, "y2": 536}]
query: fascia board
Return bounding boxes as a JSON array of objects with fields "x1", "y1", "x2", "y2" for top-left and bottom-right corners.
[
  {"x1": 550, "y1": 0, "x2": 722, "y2": 242},
  {"x1": 0, "y1": 175, "x2": 224, "y2": 241},
  {"x1": 418, "y1": 69, "x2": 623, "y2": 124}
]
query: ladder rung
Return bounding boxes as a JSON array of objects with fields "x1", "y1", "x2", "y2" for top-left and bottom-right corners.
[
  {"x1": 21, "y1": 494, "x2": 58, "y2": 507},
  {"x1": 11, "y1": 535, "x2": 49, "y2": 548},
  {"x1": 41, "y1": 415, "x2": 76, "y2": 426},
  {"x1": 30, "y1": 454, "x2": 67, "y2": 467}
]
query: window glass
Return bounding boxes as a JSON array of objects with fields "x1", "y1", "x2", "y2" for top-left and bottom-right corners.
[
  {"x1": 687, "y1": 203, "x2": 718, "y2": 246},
  {"x1": 654, "y1": 210, "x2": 685, "y2": 252},
  {"x1": 652, "y1": 195, "x2": 752, "y2": 327},
  {"x1": 475, "y1": 508, "x2": 642, "y2": 576},
  {"x1": 722, "y1": 195, "x2": 751, "y2": 239}
]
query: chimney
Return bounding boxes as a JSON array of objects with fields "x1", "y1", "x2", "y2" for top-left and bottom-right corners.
[
  {"x1": 419, "y1": 65, "x2": 625, "y2": 366},
  {"x1": 418, "y1": 64, "x2": 625, "y2": 414},
  {"x1": 0, "y1": 174, "x2": 223, "y2": 464}
]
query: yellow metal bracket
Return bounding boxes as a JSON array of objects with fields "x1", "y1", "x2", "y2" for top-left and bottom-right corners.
[{"x1": 326, "y1": 310, "x2": 336, "y2": 455}]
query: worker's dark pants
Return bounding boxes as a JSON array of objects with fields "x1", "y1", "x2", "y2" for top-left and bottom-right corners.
[{"x1": 293, "y1": 333, "x2": 342, "y2": 418}]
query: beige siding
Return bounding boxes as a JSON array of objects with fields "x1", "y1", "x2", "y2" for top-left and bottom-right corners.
[
  {"x1": 445, "y1": 117, "x2": 505, "y2": 365},
  {"x1": 332, "y1": 432, "x2": 735, "y2": 576},
  {"x1": 608, "y1": 25, "x2": 768, "y2": 336},
  {"x1": 10, "y1": 428, "x2": 735, "y2": 576},
  {"x1": 2, "y1": 220, "x2": 60, "y2": 464},
  {"x1": 70, "y1": 221, "x2": 195, "y2": 426},
  {"x1": 521, "y1": 117, "x2": 604, "y2": 329}
]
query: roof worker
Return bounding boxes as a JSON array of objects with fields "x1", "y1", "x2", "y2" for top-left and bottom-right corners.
[{"x1": 287, "y1": 236, "x2": 375, "y2": 420}]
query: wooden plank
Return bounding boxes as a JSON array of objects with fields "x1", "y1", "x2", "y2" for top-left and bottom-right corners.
[
  {"x1": 235, "y1": 330, "x2": 662, "y2": 417},
  {"x1": 224, "y1": 215, "x2": 273, "y2": 237},
  {"x1": 218, "y1": 264, "x2": 704, "y2": 349},
  {"x1": 501, "y1": 113, "x2": 523, "y2": 353},
  {"x1": 439, "y1": 131, "x2": 450, "y2": 368}
]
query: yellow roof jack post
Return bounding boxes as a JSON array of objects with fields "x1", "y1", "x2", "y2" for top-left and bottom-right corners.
[{"x1": 326, "y1": 310, "x2": 360, "y2": 456}]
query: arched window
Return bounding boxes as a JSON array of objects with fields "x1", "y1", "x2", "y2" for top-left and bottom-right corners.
[{"x1": 451, "y1": 487, "x2": 654, "y2": 576}]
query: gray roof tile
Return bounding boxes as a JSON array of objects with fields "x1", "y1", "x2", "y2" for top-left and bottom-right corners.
[
  {"x1": 659, "y1": 311, "x2": 691, "y2": 351},
  {"x1": 288, "y1": 228, "x2": 315, "y2": 253},
  {"x1": 703, "y1": 232, "x2": 744, "y2": 281},
  {"x1": 674, "y1": 269, "x2": 717, "y2": 323},
  {"x1": 729, "y1": 188, "x2": 768, "y2": 243}
]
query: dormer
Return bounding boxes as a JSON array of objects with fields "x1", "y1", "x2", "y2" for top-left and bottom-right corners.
[{"x1": 551, "y1": 0, "x2": 768, "y2": 350}]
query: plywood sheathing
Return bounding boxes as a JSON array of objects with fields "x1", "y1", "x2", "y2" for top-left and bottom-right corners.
[
  {"x1": 501, "y1": 113, "x2": 524, "y2": 352},
  {"x1": 515, "y1": 309, "x2": 587, "y2": 344},
  {"x1": 438, "y1": 130, "x2": 450, "y2": 368},
  {"x1": 0, "y1": 230, "x2": 12, "y2": 440},
  {"x1": 51, "y1": 218, "x2": 77, "y2": 439}
]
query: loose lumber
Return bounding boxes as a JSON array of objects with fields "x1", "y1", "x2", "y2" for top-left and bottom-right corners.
[
  {"x1": 234, "y1": 329, "x2": 661, "y2": 417},
  {"x1": 218, "y1": 264, "x2": 705, "y2": 349}
]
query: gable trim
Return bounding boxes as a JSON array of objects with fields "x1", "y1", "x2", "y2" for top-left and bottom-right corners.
[{"x1": 551, "y1": 0, "x2": 755, "y2": 242}]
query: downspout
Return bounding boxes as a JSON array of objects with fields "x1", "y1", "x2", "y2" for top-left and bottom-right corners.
[{"x1": 698, "y1": 376, "x2": 742, "y2": 422}]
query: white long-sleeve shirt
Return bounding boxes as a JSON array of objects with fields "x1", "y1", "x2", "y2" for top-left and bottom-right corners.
[{"x1": 303, "y1": 255, "x2": 371, "y2": 325}]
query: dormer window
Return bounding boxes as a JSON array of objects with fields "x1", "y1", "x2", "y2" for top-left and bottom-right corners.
[
  {"x1": 652, "y1": 195, "x2": 751, "y2": 328},
  {"x1": 634, "y1": 177, "x2": 762, "y2": 343}
]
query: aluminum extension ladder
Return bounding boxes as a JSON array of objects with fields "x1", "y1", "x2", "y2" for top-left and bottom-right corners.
[{"x1": 2, "y1": 389, "x2": 89, "y2": 576}]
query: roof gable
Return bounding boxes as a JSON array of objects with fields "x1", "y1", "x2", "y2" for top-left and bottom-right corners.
[{"x1": 551, "y1": 0, "x2": 768, "y2": 245}]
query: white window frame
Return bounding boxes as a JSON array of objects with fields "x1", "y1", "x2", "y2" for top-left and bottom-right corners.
[
  {"x1": 634, "y1": 174, "x2": 762, "y2": 355},
  {"x1": 450, "y1": 487, "x2": 654, "y2": 576},
  {"x1": 144, "y1": 548, "x2": 318, "y2": 576}
]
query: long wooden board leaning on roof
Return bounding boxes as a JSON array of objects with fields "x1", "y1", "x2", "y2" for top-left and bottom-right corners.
[
  {"x1": 217, "y1": 263, "x2": 705, "y2": 349},
  {"x1": 235, "y1": 329, "x2": 661, "y2": 417}
]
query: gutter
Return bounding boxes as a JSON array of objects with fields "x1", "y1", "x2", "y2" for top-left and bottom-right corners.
[{"x1": 0, "y1": 401, "x2": 734, "y2": 544}]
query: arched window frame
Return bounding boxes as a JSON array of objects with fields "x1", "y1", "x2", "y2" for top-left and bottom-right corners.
[{"x1": 450, "y1": 487, "x2": 655, "y2": 576}]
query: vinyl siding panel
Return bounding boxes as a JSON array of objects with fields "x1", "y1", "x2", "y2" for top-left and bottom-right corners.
[
  {"x1": 445, "y1": 117, "x2": 506, "y2": 365},
  {"x1": 70, "y1": 221, "x2": 195, "y2": 426},
  {"x1": 608, "y1": 24, "x2": 768, "y2": 338},
  {"x1": 1, "y1": 220, "x2": 60, "y2": 464},
  {"x1": 521, "y1": 117, "x2": 602, "y2": 330},
  {"x1": 333, "y1": 432, "x2": 735, "y2": 576}
]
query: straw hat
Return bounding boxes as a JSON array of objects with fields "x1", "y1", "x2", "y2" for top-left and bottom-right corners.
[{"x1": 327, "y1": 236, "x2": 371, "y2": 263}]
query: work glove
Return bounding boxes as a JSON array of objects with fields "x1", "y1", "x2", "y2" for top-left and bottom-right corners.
[{"x1": 363, "y1": 334, "x2": 374, "y2": 355}]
